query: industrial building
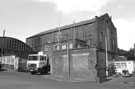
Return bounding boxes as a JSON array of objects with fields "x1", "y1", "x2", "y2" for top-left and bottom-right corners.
[
  {"x1": 0, "y1": 36, "x2": 35, "y2": 71},
  {"x1": 26, "y1": 13, "x2": 118, "y2": 82}
]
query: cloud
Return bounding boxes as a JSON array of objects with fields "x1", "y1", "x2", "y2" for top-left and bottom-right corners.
[
  {"x1": 34, "y1": 0, "x2": 111, "y2": 14},
  {"x1": 113, "y1": 18, "x2": 135, "y2": 50}
]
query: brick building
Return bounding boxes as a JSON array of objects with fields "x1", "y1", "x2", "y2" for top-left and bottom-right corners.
[{"x1": 26, "y1": 13, "x2": 117, "y2": 82}]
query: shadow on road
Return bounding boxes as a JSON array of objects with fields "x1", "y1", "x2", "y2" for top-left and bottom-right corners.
[
  {"x1": 100, "y1": 77, "x2": 113, "y2": 83},
  {"x1": 0, "y1": 69, "x2": 8, "y2": 72},
  {"x1": 105, "y1": 78, "x2": 112, "y2": 82}
]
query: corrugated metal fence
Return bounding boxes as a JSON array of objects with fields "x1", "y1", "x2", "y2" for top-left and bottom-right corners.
[{"x1": 0, "y1": 55, "x2": 19, "y2": 70}]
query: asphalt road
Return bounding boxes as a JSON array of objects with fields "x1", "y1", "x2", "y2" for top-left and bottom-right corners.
[{"x1": 0, "y1": 69, "x2": 135, "y2": 89}]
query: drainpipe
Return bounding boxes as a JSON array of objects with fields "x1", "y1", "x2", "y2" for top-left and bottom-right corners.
[{"x1": 105, "y1": 37, "x2": 108, "y2": 77}]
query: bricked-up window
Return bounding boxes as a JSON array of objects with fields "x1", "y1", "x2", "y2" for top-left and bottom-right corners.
[
  {"x1": 100, "y1": 32, "x2": 103, "y2": 43},
  {"x1": 106, "y1": 28, "x2": 111, "y2": 51},
  {"x1": 112, "y1": 38, "x2": 116, "y2": 51},
  {"x1": 106, "y1": 20, "x2": 109, "y2": 24}
]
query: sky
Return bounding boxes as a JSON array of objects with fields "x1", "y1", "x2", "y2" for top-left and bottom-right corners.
[{"x1": 0, "y1": 0, "x2": 135, "y2": 51}]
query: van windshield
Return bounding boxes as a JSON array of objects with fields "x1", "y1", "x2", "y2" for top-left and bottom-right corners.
[
  {"x1": 40, "y1": 56, "x2": 46, "y2": 61},
  {"x1": 28, "y1": 56, "x2": 38, "y2": 61}
]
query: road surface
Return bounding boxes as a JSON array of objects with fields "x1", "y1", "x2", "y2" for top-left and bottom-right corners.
[{"x1": 0, "y1": 69, "x2": 135, "y2": 89}]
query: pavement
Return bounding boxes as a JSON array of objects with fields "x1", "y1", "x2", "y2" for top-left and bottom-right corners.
[{"x1": 43, "y1": 74, "x2": 90, "y2": 82}]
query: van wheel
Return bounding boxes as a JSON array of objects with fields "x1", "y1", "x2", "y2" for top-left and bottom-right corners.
[
  {"x1": 31, "y1": 71, "x2": 36, "y2": 75},
  {"x1": 40, "y1": 70, "x2": 43, "y2": 75},
  {"x1": 40, "y1": 67, "x2": 48, "y2": 75},
  {"x1": 40, "y1": 68, "x2": 44, "y2": 75}
]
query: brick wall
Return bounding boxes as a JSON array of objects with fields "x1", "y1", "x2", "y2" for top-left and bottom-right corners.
[{"x1": 52, "y1": 48, "x2": 98, "y2": 82}]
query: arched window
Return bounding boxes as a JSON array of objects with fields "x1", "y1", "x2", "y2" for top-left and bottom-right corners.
[{"x1": 112, "y1": 38, "x2": 115, "y2": 50}]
